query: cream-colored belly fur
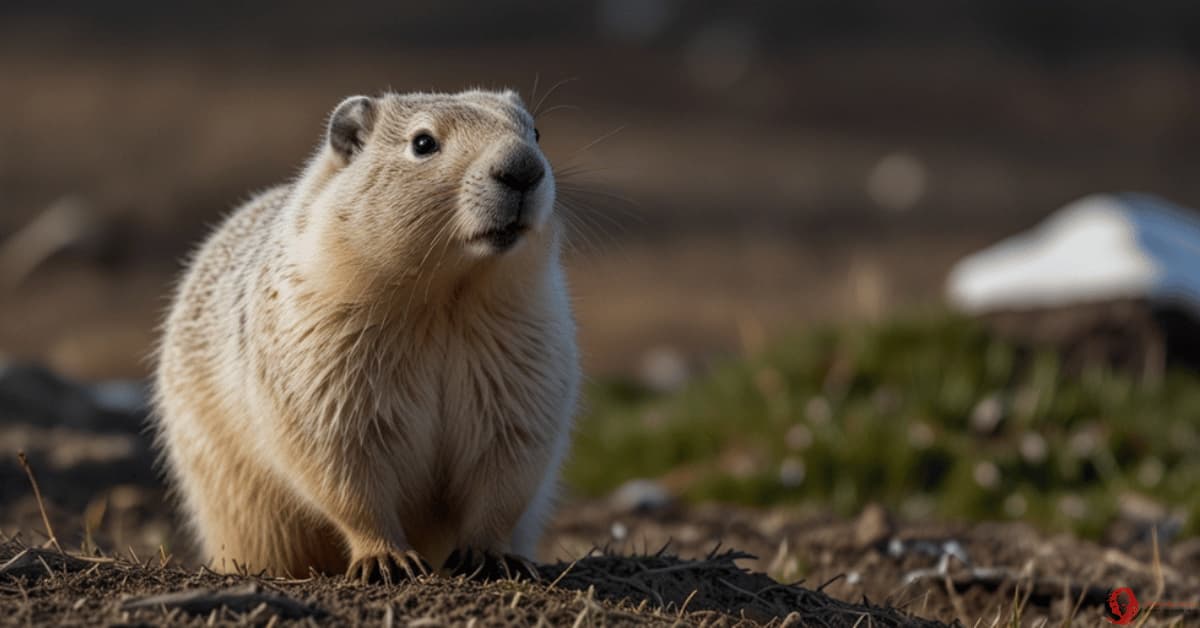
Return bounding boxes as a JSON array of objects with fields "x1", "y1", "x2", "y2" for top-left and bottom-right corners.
[{"x1": 155, "y1": 186, "x2": 579, "y2": 576}]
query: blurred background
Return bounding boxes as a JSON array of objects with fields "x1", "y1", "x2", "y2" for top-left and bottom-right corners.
[
  {"x1": 6, "y1": 0, "x2": 1200, "y2": 379},
  {"x1": 3, "y1": 0, "x2": 1200, "y2": 567}
]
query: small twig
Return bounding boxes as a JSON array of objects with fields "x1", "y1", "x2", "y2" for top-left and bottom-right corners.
[
  {"x1": 36, "y1": 554, "x2": 57, "y2": 578},
  {"x1": 569, "y1": 605, "x2": 588, "y2": 628},
  {"x1": 677, "y1": 589, "x2": 699, "y2": 617},
  {"x1": 66, "y1": 554, "x2": 115, "y2": 565},
  {"x1": 198, "y1": 564, "x2": 222, "y2": 577},
  {"x1": 16, "y1": 451, "x2": 62, "y2": 553},
  {"x1": 817, "y1": 573, "x2": 846, "y2": 592},
  {"x1": 546, "y1": 559, "x2": 578, "y2": 591}
]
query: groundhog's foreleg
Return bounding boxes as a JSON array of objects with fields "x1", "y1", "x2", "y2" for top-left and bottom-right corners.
[
  {"x1": 443, "y1": 429, "x2": 567, "y2": 580},
  {"x1": 509, "y1": 458, "x2": 561, "y2": 558},
  {"x1": 277, "y1": 432, "x2": 432, "y2": 584}
]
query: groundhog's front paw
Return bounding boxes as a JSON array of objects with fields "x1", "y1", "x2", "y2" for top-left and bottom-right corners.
[
  {"x1": 345, "y1": 549, "x2": 431, "y2": 585},
  {"x1": 444, "y1": 547, "x2": 541, "y2": 581}
]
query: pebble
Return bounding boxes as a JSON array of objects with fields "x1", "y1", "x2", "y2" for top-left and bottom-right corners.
[{"x1": 610, "y1": 479, "x2": 672, "y2": 513}]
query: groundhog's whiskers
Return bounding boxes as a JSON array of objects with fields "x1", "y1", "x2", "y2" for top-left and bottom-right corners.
[
  {"x1": 559, "y1": 125, "x2": 625, "y2": 168},
  {"x1": 555, "y1": 209, "x2": 606, "y2": 255},
  {"x1": 533, "y1": 104, "x2": 581, "y2": 121},
  {"x1": 555, "y1": 195, "x2": 635, "y2": 256},
  {"x1": 557, "y1": 185, "x2": 639, "y2": 214},
  {"x1": 553, "y1": 164, "x2": 616, "y2": 180},
  {"x1": 551, "y1": 163, "x2": 640, "y2": 255},
  {"x1": 530, "y1": 76, "x2": 579, "y2": 118}
]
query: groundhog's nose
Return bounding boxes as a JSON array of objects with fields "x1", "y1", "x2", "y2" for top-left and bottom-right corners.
[{"x1": 490, "y1": 149, "x2": 545, "y2": 193}]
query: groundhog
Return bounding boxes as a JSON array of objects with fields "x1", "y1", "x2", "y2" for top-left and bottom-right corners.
[{"x1": 153, "y1": 90, "x2": 580, "y2": 583}]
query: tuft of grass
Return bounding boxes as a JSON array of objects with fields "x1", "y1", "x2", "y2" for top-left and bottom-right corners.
[{"x1": 566, "y1": 312, "x2": 1200, "y2": 538}]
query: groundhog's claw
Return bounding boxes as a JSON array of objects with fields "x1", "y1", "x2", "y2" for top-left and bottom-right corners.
[
  {"x1": 346, "y1": 549, "x2": 431, "y2": 585},
  {"x1": 444, "y1": 547, "x2": 541, "y2": 581}
]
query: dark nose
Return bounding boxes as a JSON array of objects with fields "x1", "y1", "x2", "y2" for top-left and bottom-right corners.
[{"x1": 490, "y1": 149, "x2": 545, "y2": 193}]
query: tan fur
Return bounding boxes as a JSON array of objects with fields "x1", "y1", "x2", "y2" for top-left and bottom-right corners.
[{"x1": 154, "y1": 90, "x2": 579, "y2": 577}]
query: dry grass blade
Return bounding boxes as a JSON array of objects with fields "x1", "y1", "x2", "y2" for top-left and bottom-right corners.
[
  {"x1": 16, "y1": 451, "x2": 62, "y2": 553},
  {"x1": 121, "y1": 583, "x2": 324, "y2": 619},
  {"x1": 546, "y1": 558, "x2": 578, "y2": 591},
  {"x1": 1135, "y1": 528, "x2": 1166, "y2": 628}
]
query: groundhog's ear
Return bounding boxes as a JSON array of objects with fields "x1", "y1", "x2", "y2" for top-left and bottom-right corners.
[{"x1": 327, "y1": 95, "x2": 377, "y2": 163}]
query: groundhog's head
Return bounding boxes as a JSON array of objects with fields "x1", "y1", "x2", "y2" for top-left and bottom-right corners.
[{"x1": 292, "y1": 89, "x2": 556, "y2": 301}]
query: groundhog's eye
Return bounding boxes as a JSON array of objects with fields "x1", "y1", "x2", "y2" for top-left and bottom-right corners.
[
  {"x1": 412, "y1": 133, "x2": 439, "y2": 157},
  {"x1": 534, "y1": 128, "x2": 541, "y2": 143}
]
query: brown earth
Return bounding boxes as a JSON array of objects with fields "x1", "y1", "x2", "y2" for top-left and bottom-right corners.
[
  {"x1": 0, "y1": 538, "x2": 945, "y2": 627},
  {"x1": 4, "y1": 423, "x2": 1200, "y2": 626}
]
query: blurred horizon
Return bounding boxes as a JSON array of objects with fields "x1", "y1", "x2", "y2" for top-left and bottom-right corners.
[
  {"x1": 9, "y1": 1, "x2": 1200, "y2": 54},
  {"x1": 3, "y1": 1, "x2": 1200, "y2": 380}
]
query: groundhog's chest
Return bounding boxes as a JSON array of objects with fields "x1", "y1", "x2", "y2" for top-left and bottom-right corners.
[
  {"x1": 367, "y1": 315, "x2": 575, "y2": 544},
  {"x1": 346, "y1": 313, "x2": 573, "y2": 468},
  {"x1": 442, "y1": 319, "x2": 568, "y2": 442}
]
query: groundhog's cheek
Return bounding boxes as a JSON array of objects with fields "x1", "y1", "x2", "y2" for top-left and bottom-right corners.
[
  {"x1": 527, "y1": 178, "x2": 556, "y2": 229},
  {"x1": 454, "y1": 194, "x2": 496, "y2": 235}
]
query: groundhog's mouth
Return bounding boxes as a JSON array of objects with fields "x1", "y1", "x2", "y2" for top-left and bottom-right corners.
[{"x1": 469, "y1": 222, "x2": 529, "y2": 251}]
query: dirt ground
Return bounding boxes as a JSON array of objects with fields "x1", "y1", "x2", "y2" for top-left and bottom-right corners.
[
  {"x1": 6, "y1": 496, "x2": 1200, "y2": 626},
  {"x1": 4, "y1": 416, "x2": 1200, "y2": 626},
  {"x1": 1, "y1": 537, "x2": 949, "y2": 627}
]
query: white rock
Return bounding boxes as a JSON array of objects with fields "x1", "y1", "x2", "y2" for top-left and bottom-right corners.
[
  {"x1": 969, "y1": 394, "x2": 1004, "y2": 434},
  {"x1": 1019, "y1": 431, "x2": 1048, "y2": 464},
  {"x1": 638, "y1": 345, "x2": 689, "y2": 393},
  {"x1": 947, "y1": 193, "x2": 1200, "y2": 314},
  {"x1": 778, "y1": 457, "x2": 806, "y2": 488},
  {"x1": 610, "y1": 479, "x2": 671, "y2": 513}
]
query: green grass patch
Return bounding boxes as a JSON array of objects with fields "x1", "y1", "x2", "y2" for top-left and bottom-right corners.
[{"x1": 565, "y1": 312, "x2": 1200, "y2": 538}]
